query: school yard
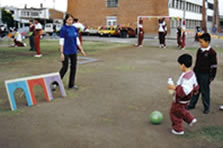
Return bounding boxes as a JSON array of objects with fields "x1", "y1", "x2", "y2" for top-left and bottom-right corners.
[{"x1": 0, "y1": 39, "x2": 223, "y2": 148}]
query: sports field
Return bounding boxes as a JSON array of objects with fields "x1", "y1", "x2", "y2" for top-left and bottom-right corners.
[{"x1": 0, "y1": 39, "x2": 223, "y2": 148}]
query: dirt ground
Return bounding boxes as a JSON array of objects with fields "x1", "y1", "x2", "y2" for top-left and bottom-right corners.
[{"x1": 0, "y1": 44, "x2": 223, "y2": 148}]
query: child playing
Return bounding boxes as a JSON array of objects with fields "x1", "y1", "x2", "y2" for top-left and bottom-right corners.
[
  {"x1": 168, "y1": 54, "x2": 199, "y2": 135},
  {"x1": 12, "y1": 28, "x2": 26, "y2": 47},
  {"x1": 158, "y1": 18, "x2": 167, "y2": 48},
  {"x1": 180, "y1": 20, "x2": 186, "y2": 50},
  {"x1": 136, "y1": 18, "x2": 144, "y2": 47},
  {"x1": 176, "y1": 26, "x2": 182, "y2": 48},
  {"x1": 186, "y1": 33, "x2": 218, "y2": 114}
]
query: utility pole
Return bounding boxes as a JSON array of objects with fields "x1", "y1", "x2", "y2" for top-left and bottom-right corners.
[
  {"x1": 213, "y1": 0, "x2": 217, "y2": 27},
  {"x1": 202, "y1": 0, "x2": 207, "y2": 32},
  {"x1": 214, "y1": 0, "x2": 221, "y2": 33}
]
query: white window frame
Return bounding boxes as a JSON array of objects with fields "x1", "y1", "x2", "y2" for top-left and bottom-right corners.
[{"x1": 106, "y1": 16, "x2": 117, "y2": 27}]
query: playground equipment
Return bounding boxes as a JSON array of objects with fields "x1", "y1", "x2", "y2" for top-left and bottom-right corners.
[{"x1": 5, "y1": 72, "x2": 66, "y2": 111}]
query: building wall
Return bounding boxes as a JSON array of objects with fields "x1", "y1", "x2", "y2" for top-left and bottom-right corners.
[
  {"x1": 67, "y1": 0, "x2": 169, "y2": 33},
  {"x1": 49, "y1": 9, "x2": 64, "y2": 20}
]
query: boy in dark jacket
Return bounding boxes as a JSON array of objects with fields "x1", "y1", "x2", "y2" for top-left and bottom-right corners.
[{"x1": 186, "y1": 33, "x2": 218, "y2": 114}]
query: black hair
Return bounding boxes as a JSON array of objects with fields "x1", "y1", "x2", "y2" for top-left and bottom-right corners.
[
  {"x1": 63, "y1": 13, "x2": 74, "y2": 25},
  {"x1": 177, "y1": 54, "x2": 192, "y2": 68},
  {"x1": 199, "y1": 33, "x2": 211, "y2": 43},
  {"x1": 73, "y1": 18, "x2": 78, "y2": 22}
]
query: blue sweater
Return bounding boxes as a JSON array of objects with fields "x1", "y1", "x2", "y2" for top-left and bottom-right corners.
[{"x1": 60, "y1": 25, "x2": 79, "y2": 55}]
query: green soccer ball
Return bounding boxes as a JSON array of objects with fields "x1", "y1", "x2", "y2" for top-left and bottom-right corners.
[{"x1": 149, "y1": 111, "x2": 163, "y2": 124}]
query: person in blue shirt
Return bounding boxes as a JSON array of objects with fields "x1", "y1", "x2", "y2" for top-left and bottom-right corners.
[{"x1": 58, "y1": 14, "x2": 86, "y2": 90}]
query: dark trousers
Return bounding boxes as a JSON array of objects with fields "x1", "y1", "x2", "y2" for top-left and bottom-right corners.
[
  {"x1": 159, "y1": 32, "x2": 166, "y2": 46},
  {"x1": 177, "y1": 35, "x2": 181, "y2": 47},
  {"x1": 188, "y1": 73, "x2": 210, "y2": 112},
  {"x1": 29, "y1": 35, "x2": 35, "y2": 51},
  {"x1": 181, "y1": 33, "x2": 186, "y2": 49},
  {"x1": 137, "y1": 32, "x2": 144, "y2": 46},
  {"x1": 14, "y1": 39, "x2": 24, "y2": 47},
  {"x1": 60, "y1": 54, "x2": 77, "y2": 88}
]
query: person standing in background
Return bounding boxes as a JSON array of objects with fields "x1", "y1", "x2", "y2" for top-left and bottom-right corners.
[
  {"x1": 34, "y1": 19, "x2": 43, "y2": 57},
  {"x1": 136, "y1": 18, "x2": 144, "y2": 47},
  {"x1": 177, "y1": 26, "x2": 182, "y2": 48},
  {"x1": 158, "y1": 18, "x2": 167, "y2": 48},
  {"x1": 181, "y1": 20, "x2": 186, "y2": 50},
  {"x1": 28, "y1": 20, "x2": 35, "y2": 51},
  {"x1": 73, "y1": 18, "x2": 85, "y2": 45}
]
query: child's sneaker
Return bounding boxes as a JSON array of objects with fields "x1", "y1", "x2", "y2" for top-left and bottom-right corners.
[
  {"x1": 34, "y1": 54, "x2": 42, "y2": 58},
  {"x1": 189, "y1": 118, "x2": 197, "y2": 127},
  {"x1": 51, "y1": 84, "x2": 57, "y2": 91},
  {"x1": 171, "y1": 129, "x2": 184, "y2": 135}
]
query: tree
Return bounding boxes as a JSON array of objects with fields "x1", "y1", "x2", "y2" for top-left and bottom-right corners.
[
  {"x1": 213, "y1": 0, "x2": 218, "y2": 27},
  {"x1": 213, "y1": 0, "x2": 221, "y2": 33},
  {"x1": 1, "y1": 8, "x2": 15, "y2": 29},
  {"x1": 201, "y1": 0, "x2": 207, "y2": 33}
]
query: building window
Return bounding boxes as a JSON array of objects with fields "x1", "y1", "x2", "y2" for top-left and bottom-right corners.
[
  {"x1": 208, "y1": 3, "x2": 214, "y2": 10},
  {"x1": 173, "y1": 0, "x2": 176, "y2": 8},
  {"x1": 168, "y1": 0, "x2": 173, "y2": 7},
  {"x1": 106, "y1": 0, "x2": 118, "y2": 8},
  {"x1": 31, "y1": 12, "x2": 39, "y2": 17},
  {"x1": 106, "y1": 16, "x2": 117, "y2": 26},
  {"x1": 207, "y1": 16, "x2": 213, "y2": 22}
]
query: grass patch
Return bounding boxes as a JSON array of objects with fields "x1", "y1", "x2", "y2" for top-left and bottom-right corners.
[
  {"x1": 185, "y1": 47, "x2": 223, "y2": 53},
  {"x1": 184, "y1": 126, "x2": 223, "y2": 147},
  {"x1": 0, "y1": 108, "x2": 24, "y2": 116},
  {"x1": 0, "y1": 40, "x2": 128, "y2": 63}
]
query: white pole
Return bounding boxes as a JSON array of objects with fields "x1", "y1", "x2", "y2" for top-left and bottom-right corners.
[
  {"x1": 53, "y1": 0, "x2": 56, "y2": 9},
  {"x1": 183, "y1": 0, "x2": 186, "y2": 20}
]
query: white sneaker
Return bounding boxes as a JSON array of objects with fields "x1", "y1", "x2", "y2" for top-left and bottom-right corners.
[
  {"x1": 138, "y1": 45, "x2": 143, "y2": 48},
  {"x1": 220, "y1": 105, "x2": 223, "y2": 110},
  {"x1": 24, "y1": 43, "x2": 27, "y2": 47},
  {"x1": 51, "y1": 84, "x2": 57, "y2": 91},
  {"x1": 171, "y1": 129, "x2": 184, "y2": 135},
  {"x1": 189, "y1": 118, "x2": 197, "y2": 127},
  {"x1": 34, "y1": 54, "x2": 42, "y2": 58}
]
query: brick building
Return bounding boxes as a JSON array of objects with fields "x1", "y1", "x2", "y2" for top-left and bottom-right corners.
[{"x1": 67, "y1": 0, "x2": 169, "y2": 33}]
